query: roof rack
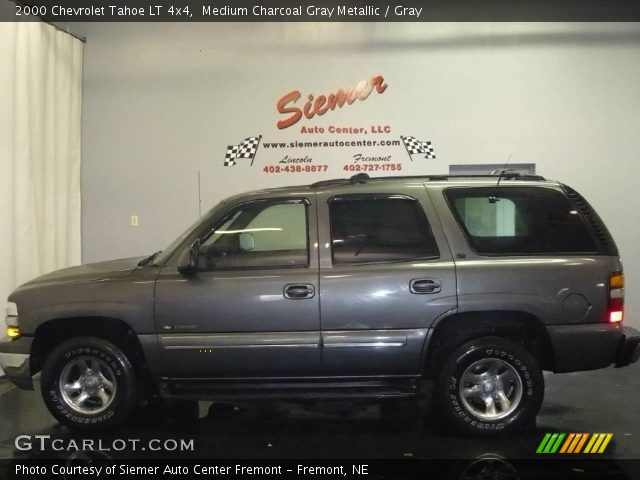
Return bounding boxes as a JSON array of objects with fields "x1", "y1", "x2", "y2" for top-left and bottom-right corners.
[
  {"x1": 310, "y1": 173, "x2": 545, "y2": 188},
  {"x1": 310, "y1": 173, "x2": 371, "y2": 188},
  {"x1": 373, "y1": 173, "x2": 546, "y2": 182}
]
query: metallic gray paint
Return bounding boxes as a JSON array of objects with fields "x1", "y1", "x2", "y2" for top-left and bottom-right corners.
[
  {"x1": 315, "y1": 186, "x2": 457, "y2": 375},
  {"x1": 8, "y1": 263, "x2": 158, "y2": 336},
  {"x1": 321, "y1": 328, "x2": 430, "y2": 375},
  {"x1": 155, "y1": 192, "x2": 321, "y2": 378},
  {"x1": 424, "y1": 183, "x2": 621, "y2": 327},
  {"x1": 154, "y1": 267, "x2": 322, "y2": 377}
]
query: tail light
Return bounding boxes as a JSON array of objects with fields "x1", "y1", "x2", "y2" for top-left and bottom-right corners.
[{"x1": 608, "y1": 272, "x2": 624, "y2": 323}]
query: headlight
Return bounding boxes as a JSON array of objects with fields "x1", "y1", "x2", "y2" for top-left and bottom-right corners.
[{"x1": 6, "y1": 302, "x2": 20, "y2": 339}]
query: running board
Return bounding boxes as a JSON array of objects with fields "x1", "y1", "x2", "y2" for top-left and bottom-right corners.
[{"x1": 160, "y1": 378, "x2": 421, "y2": 401}]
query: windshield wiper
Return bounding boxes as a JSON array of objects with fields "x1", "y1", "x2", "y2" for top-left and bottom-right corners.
[{"x1": 138, "y1": 250, "x2": 162, "y2": 267}]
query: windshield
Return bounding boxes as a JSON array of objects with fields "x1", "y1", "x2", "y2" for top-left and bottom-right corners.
[{"x1": 152, "y1": 202, "x2": 224, "y2": 265}]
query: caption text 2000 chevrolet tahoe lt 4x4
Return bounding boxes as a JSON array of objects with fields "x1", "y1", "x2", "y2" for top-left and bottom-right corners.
[{"x1": 1, "y1": 173, "x2": 639, "y2": 435}]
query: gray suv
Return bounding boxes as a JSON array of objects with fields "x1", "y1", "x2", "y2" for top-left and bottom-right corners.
[{"x1": 1, "y1": 173, "x2": 639, "y2": 435}]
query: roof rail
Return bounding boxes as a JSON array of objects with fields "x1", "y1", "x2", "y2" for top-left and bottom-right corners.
[
  {"x1": 365, "y1": 174, "x2": 546, "y2": 182},
  {"x1": 310, "y1": 173, "x2": 370, "y2": 189},
  {"x1": 490, "y1": 169, "x2": 540, "y2": 180},
  {"x1": 309, "y1": 173, "x2": 545, "y2": 189},
  {"x1": 309, "y1": 178, "x2": 349, "y2": 188}
]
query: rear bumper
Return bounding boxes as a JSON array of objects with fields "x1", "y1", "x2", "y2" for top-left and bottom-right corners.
[
  {"x1": 615, "y1": 327, "x2": 640, "y2": 368},
  {"x1": 547, "y1": 323, "x2": 637, "y2": 373},
  {"x1": 0, "y1": 337, "x2": 33, "y2": 390}
]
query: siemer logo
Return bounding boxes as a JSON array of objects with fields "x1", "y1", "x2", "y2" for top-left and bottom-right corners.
[{"x1": 276, "y1": 75, "x2": 388, "y2": 130}]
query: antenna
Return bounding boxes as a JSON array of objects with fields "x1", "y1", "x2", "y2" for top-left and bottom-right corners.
[
  {"x1": 494, "y1": 153, "x2": 513, "y2": 188},
  {"x1": 197, "y1": 170, "x2": 202, "y2": 217}
]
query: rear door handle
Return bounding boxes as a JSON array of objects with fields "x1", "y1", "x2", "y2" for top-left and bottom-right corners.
[
  {"x1": 410, "y1": 279, "x2": 442, "y2": 294},
  {"x1": 284, "y1": 284, "x2": 315, "y2": 299}
]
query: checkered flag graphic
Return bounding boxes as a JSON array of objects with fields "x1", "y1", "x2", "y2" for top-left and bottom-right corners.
[
  {"x1": 224, "y1": 135, "x2": 262, "y2": 166},
  {"x1": 400, "y1": 135, "x2": 436, "y2": 159}
]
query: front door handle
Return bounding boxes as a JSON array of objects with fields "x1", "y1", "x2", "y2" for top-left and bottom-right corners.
[
  {"x1": 410, "y1": 278, "x2": 442, "y2": 294},
  {"x1": 284, "y1": 284, "x2": 315, "y2": 299}
]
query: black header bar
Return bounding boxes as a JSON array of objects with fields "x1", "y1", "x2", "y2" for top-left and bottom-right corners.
[
  {"x1": 4, "y1": 0, "x2": 640, "y2": 22},
  {"x1": 3, "y1": 458, "x2": 640, "y2": 480}
]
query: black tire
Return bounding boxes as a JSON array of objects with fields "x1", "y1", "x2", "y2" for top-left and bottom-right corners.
[
  {"x1": 435, "y1": 336, "x2": 544, "y2": 436},
  {"x1": 40, "y1": 336, "x2": 138, "y2": 430}
]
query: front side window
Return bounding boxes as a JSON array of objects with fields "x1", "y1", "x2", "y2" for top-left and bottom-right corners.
[
  {"x1": 198, "y1": 200, "x2": 309, "y2": 270},
  {"x1": 445, "y1": 187, "x2": 598, "y2": 255},
  {"x1": 329, "y1": 196, "x2": 439, "y2": 264}
]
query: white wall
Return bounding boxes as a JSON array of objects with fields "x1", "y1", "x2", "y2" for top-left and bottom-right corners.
[{"x1": 76, "y1": 22, "x2": 640, "y2": 328}]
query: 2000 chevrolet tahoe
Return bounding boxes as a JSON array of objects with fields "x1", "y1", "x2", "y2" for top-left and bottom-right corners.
[{"x1": 1, "y1": 173, "x2": 639, "y2": 434}]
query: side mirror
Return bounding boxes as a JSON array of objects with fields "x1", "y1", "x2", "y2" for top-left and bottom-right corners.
[
  {"x1": 239, "y1": 232, "x2": 255, "y2": 251},
  {"x1": 177, "y1": 239, "x2": 200, "y2": 274}
]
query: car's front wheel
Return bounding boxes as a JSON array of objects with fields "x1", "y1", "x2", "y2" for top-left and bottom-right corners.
[
  {"x1": 41, "y1": 336, "x2": 137, "y2": 430},
  {"x1": 436, "y1": 336, "x2": 544, "y2": 435}
]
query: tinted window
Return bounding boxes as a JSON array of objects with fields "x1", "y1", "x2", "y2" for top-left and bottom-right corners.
[
  {"x1": 329, "y1": 196, "x2": 439, "y2": 264},
  {"x1": 445, "y1": 187, "x2": 597, "y2": 255},
  {"x1": 198, "y1": 200, "x2": 309, "y2": 270}
]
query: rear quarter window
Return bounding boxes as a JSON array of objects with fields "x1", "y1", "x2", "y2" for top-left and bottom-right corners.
[{"x1": 445, "y1": 187, "x2": 598, "y2": 255}]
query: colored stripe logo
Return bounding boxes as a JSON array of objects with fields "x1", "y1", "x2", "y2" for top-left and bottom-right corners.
[{"x1": 536, "y1": 433, "x2": 613, "y2": 454}]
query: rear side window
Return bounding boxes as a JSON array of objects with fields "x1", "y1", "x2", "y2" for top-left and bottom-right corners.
[
  {"x1": 445, "y1": 187, "x2": 598, "y2": 255},
  {"x1": 329, "y1": 196, "x2": 439, "y2": 264}
]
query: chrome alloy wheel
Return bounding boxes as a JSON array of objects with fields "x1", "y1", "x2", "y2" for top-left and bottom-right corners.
[
  {"x1": 459, "y1": 358, "x2": 523, "y2": 420},
  {"x1": 59, "y1": 356, "x2": 117, "y2": 415}
]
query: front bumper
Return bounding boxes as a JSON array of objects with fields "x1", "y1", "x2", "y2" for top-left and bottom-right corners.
[
  {"x1": 615, "y1": 326, "x2": 640, "y2": 368},
  {"x1": 0, "y1": 336, "x2": 33, "y2": 390}
]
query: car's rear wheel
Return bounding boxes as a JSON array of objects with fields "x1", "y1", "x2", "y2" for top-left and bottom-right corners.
[
  {"x1": 436, "y1": 336, "x2": 544, "y2": 435},
  {"x1": 41, "y1": 336, "x2": 137, "y2": 430}
]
